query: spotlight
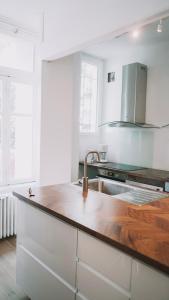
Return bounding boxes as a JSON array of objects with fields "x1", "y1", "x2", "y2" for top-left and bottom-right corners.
[
  {"x1": 132, "y1": 30, "x2": 140, "y2": 38},
  {"x1": 157, "y1": 20, "x2": 162, "y2": 33}
]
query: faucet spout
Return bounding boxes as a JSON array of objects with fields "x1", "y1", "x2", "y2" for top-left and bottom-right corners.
[{"x1": 82, "y1": 151, "x2": 100, "y2": 195}]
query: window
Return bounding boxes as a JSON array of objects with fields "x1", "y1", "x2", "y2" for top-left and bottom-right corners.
[
  {"x1": 80, "y1": 58, "x2": 100, "y2": 134},
  {"x1": 9, "y1": 82, "x2": 33, "y2": 182},
  {"x1": 0, "y1": 32, "x2": 36, "y2": 186},
  {"x1": 0, "y1": 78, "x2": 34, "y2": 185}
]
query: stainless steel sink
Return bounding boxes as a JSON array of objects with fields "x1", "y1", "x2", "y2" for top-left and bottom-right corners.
[
  {"x1": 74, "y1": 178, "x2": 168, "y2": 206},
  {"x1": 84, "y1": 178, "x2": 132, "y2": 195}
]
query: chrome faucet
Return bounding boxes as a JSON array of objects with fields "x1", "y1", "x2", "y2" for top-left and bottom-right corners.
[{"x1": 82, "y1": 151, "x2": 100, "y2": 195}]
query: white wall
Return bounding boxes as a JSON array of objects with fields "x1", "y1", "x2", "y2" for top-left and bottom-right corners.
[
  {"x1": 79, "y1": 134, "x2": 101, "y2": 161},
  {"x1": 40, "y1": 54, "x2": 80, "y2": 186},
  {"x1": 101, "y1": 41, "x2": 169, "y2": 170}
]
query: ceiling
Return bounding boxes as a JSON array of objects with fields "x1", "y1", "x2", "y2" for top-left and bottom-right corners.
[
  {"x1": 84, "y1": 17, "x2": 169, "y2": 59},
  {"x1": 0, "y1": 0, "x2": 169, "y2": 59}
]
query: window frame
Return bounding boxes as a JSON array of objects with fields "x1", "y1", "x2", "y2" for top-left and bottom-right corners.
[{"x1": 79, "y1": 53, "x2": 103, "y2": 136}]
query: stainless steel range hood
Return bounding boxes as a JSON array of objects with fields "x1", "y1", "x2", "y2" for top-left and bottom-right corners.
[
  {"x1": 100, "y1": 62, "x2": 162, "y2": 129},
  {"x1": 121, "y1": 62, "x2": 147, "y2": 124}
]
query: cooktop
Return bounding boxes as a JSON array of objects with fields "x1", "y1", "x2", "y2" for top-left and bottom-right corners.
[{"x1": 97, "y1": 162, "x2": 146, "y2": 172}]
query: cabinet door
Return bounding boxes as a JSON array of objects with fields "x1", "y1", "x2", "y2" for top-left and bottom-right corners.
[
  {"x1": 77, "y1": 262, "x2": 130, "y2": 300},
  {"x1": 131, "y1": 260, "x2": 169, "y2": 300},
  {"x1": 17, "y1": 200, "x2": 77, "y2": 287},
  {"x1": 17, "y1": 246, "x2": 75, "y2": 300},
  {"x1": 78, "y1": 230, "x2": 132, "y2": 291}
]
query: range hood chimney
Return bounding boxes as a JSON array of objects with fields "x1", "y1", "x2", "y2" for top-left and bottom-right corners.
[
  {"x1": 121, "y1": 62, "x2": 147, "y2": 124},
  {"x1": 100, "y1": 62, "x2": 161, "y2": 128}
]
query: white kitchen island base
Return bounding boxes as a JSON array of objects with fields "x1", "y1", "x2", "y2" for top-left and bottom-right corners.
[{"x1": 16, "y1": 200, "x2": 169, "y2": 300}]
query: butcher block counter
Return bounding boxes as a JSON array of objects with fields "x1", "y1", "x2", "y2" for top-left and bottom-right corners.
[{"x1": 14, "y1": 183, "x2": 169, "y2": 300}]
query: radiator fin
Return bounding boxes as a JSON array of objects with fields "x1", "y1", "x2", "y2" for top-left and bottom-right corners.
[{"x1": 0, "y1": 195, "x2": 16, "y2": 239}]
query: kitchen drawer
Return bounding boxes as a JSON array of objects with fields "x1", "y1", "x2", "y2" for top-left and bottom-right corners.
[
  {"x1": 78, "y1": 230, "x2": 132, "y2": 291},
  {"x1": 17, "y1": 246, "x2": 75, "y2": 300},
  {"x1": 17, "y1": 200, "x2": 77, "y2": 287},
  {"x1": 131, "y1": 260, "x2": 169, "y2": 300},
  {"x1": 77, "y1": 262, "x2": 130, "y2": 300}
]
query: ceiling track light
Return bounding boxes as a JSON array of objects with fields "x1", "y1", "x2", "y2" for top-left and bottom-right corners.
[{"x1": 157, "y1": 19, "x2": 163, "y2": 33}]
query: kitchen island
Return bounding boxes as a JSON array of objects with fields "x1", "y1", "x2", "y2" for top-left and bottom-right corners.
[{"x1": 14, "y1": 183, "x2": 169, "y2": 300}]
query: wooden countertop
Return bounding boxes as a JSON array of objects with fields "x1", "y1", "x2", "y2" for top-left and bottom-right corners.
[{"x1": 14, "y1": 183, "x2": 169, "y2": 275}]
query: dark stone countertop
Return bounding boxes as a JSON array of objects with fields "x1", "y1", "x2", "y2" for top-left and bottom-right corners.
[{"x1": 79, "y1": 161, "x2": 169, "y2": 185}]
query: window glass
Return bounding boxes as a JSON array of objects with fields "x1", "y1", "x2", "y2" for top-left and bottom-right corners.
[
  {"x1": 0, "y1": 79, "x2": 2, "y2": 112},
  {"x1": 0, "y1": 80, "x2": 3, "y2": 183},
  {"x1": 0, "y1": 116, "x2": 2, "y2": 183},
  {"x1": 9, "y1": 80, "x2": 33, "y2": 182},
  {"x1": 9, "y1": 116, "x2": 33, "y2": 181},
  {"x1": 10, "y1": 82, "x2": 33, "y2": 114},
  {"x1": 0, "y1": 115, "x2": 1, "y2": 145},
  {"x1": 0, "y1": 33, "x2": 34, "y2": 72},
  {"x1": 80, "y1": 61, "x2": 98, "y2": 134},
  {"x1": 82, "y1": 62, "x2": 97, "y2": 79}
]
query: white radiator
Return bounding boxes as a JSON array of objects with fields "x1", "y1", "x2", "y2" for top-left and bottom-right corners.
[{"x1": 0, "y1": 194, "x2": 16, "y2": 239}]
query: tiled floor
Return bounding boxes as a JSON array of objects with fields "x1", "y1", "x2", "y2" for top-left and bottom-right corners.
[{"x1": 0, "y1": 237, "x2": 29, "y2": 300}]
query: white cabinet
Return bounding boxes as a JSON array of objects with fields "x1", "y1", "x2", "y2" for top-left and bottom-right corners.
[
  {"x1": 77, "y1": 261, "x2": 130, "y2": 300},
  {"x1": 17, "y1": 246, "x2": 75, "y2": 300},
  {"x1": 78, "y1": 230, "x2": 132, "y2": 291},
  {"x1": 76, "y1": 293, "x2": 88, "y2": 300},
  {"x1": 77, "y1": 230, "x2": 131, "y2": 300},
  {"x1": 131, "y1": 260, "x2": 169, "y2": 300},
  {"x1": 17, "y1": 200, "x2": 77, "y2": 287},
  {"x1": 17, "y1": 201, "x2": 77, "y2": 300}
]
